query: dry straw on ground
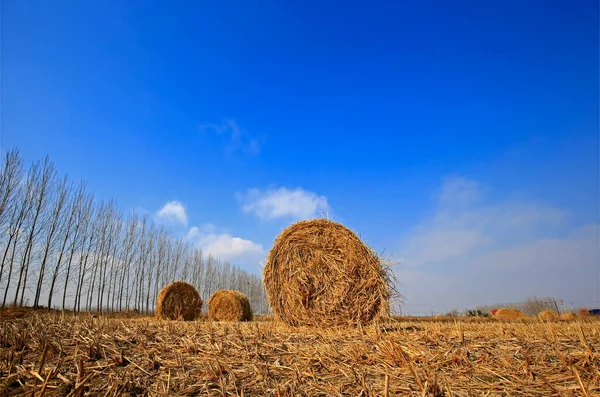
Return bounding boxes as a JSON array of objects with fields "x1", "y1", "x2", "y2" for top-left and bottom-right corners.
[
  {"x1": 263, "y1": 218, "x2": 392, "y2": 327},
  {"x1": 208, "y1": 290, "x2": 253, "y2": 321},
  {"x1": 538, "y1": 310, "x2": 560, "y2": 321},
  {"x1": 155, "y1": 281, "x2": 202, "y2": 321},
  {"x1": 1, "y1": 310, "x2": 598, "y2": 396},
  {"x1": 494, "y1": 308, "x2": 527, "y2": 320}
]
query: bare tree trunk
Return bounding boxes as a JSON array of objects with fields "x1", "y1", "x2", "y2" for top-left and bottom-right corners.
[
  {"x1": 34, "y1": 177, "x2": 69, "y2": 308},
  {"x1": 107, "y1": 226, "x2": 121, "y2": 312},
  {"x1": 144, "y1": 227, "x2": 157, "y2": 313},
  {"x1": 54, "y1": 186, "x2": 90, "y2": 310},
  {"x1": 74, "y1": 204, "x2": 98, "y2": 312},
  {"x1": 118, "y1": 214, "x2": 138, "y2": 311},
  {"x1": 133, "y1": 216, "x2": 147, "y2": 311},
  {"x1": 152, "y1": 231, "x2": 167, "y2": 313},
  {"x1": 86, "y1": 202, "x2": 110, "y2": 311},
  {"x1": 2, "y1": 230, "x2": 21, "y2": 308},
  {"x1": 14, "y1": 158, "x2": 54, "y2": 307},
  {"x1": 47, "y1": 192, "x2": 79, "y2": 309},
  {"x1": 0, "y1": 187, "x2": 29, "y2": 292},
  {"x1": 0, "y1": 160, "x2": 33, "y2": 306},
  {"x1": 98, "y1": 205, "x2": 119, "y2": 312}
]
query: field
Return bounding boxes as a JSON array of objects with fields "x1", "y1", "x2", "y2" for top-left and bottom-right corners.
[{"x1": 1, "y1": 310, "x2": 598, "y2": 396}]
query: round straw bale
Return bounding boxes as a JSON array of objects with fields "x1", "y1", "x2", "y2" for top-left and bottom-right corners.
[
  {"x1": 263, "y1": 219, "x2": 391, "y2": 327},
  {"x1": 494, "y1": 308, "x2": 527, "y2": 320},
  {"x1": 156, "y1": 281, "x2": 202, "y2": 321},
  {"x1": 208, "y1": 290, "x2": 253, "y2": 321},
  {"x1": 560, "y1": 312, "x2": 579, "y2": 321},
  {"x1": 537, "y1": 310, "x2": 559, "y2": 321}
]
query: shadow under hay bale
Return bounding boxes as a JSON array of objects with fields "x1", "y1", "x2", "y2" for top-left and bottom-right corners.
[
  {"x1": 538, "y1": 310, "x2": 559, "y2": 321},
  {"x1": 263, "y1": 219, "x2": 392, "y2": 327},
  {"x1": 156, "y1": 281, "x2": 202, "y2": 321},
  {"x1": 494, "y1": 308, "x2": 527, "y2": 320},
  {"x1": 208, "y1": 290, "x2": 253, "y2": 321}
]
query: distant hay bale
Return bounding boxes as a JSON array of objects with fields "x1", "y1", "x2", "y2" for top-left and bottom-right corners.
[
  {"x1": 156, "y1": 281, "x2": 202, "y2": 321},
  {"x1": 208, "y1": 290, "x2": 253, "y2": 321},
  {"x1": 263, "y1": 219, "x2": 392, "y2": 327},
  {"x1": 560, "y1": 312, "x2": 579, "y2": 321},
  {"x1": 494, "y1": 308, "x2": 527, "y2": 320},
  {"x1": 538, "y1": 310, "x2": 559, "y2": 321}
]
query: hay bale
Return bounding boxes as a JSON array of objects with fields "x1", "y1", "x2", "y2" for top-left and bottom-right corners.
[
  {"x1": 494, "y1": 308, "x2": 527, "y2": 320},
  {"x1": 263, "y1": 219, "x2": 391, "y2": 327},
  {"x1": 560, "y1": 312, "x2": 579, "y2": 321},
  {"x1": 208, "y1": 290, "x2": 253, "y2": 321},
  {"x1": 537, "y1": 310, "x2": 559, "y2": 321},
  {"x1": 156, "y1": 281, "x2": 202, "y2": 321}
]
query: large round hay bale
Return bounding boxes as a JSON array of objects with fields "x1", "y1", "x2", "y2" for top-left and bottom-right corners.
[
  {"x1": 538, "y1": 310, "x2": 559, "y2": 321},
  {"x1": 263, "y1": 219, "x2": 391, "y2": 327},
  {"x1": 156, "y1": 281, "x2": 202, "y2": 321},
  {"x1": 560, "y1": 312, "x2": 579, "y2": 321},
  {"x1": 494, "y1": 308, "x2": 527, "y2": 320},
  {"x1": 208, "y1": 290, "x2": 253, "y2": 321}
]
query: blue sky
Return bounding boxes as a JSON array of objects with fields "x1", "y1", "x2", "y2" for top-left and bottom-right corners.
[{"x1": 2, "y1": 1, "x2": 598, "y2": 314}]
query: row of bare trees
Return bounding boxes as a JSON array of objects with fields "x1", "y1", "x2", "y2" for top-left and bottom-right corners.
[{"x1": 0, "y1": 149, "x2": 269, "y2": 314}]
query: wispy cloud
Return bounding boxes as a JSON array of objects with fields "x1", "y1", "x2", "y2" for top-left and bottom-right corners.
[
  {"x1": 438, "y1": 175, "x2": 485, "y2": 208},
  {"x1": 239, "y1": 187, "x2": 330, "y2": 220},
  {"x1": 400, "y1": 176, "x2": 566, "y2": 267},
  {"x1": 394, "y1": 176, "x2": 598, "y2": 315},
  {"x1": 155, "y1": 200, "x2": 188, "y2": 226},
  {"x1": 200, "y1": 119, "x2": 261, "y2": 157},
  {"x1": 185, "y1": 225, "x2": 264, "y2": 267}
]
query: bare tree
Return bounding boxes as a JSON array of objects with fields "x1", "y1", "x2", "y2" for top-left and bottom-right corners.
[
  {"x1": 118, "y1": 213, "x2": 139, "y2": 311},
  {"x1": 132, "y1": 215, "x2": 148, "y2": 311},
  {"x1": 58, "y1": 187, "x2": 93, "y2": 310},
  {"x1": 0, "y1": 149, "x2": 23, "y2": 228},
  {"x1": 0, "y1": 150, "x2": 26, "y2": 292},
  {"x1": 191, "y1": 248, "x2": 204, "y2": 298},
  {"x1": 97, "y1": 201, "x2": 120, "y2": 312},
  {"x1": 14, "y1": 157, "x2": 55, "y2": 307},
  {"x1": 106, "y1": 213, "x2": 123, "y2": 312},
  {"x1": 86, "y1": 200, "x2": 117, "y2": 311},
  {"x1": 74, "y1": 203, "x2": 99, "y2": 312},
  {"x1": 143, "y1": 225, "x2": 157, "y2": 313},
  {"x1": 152, "y1": 229, "x2": 169, "y2": 310},
  {"x1": 33, "y1": 176, "x2": 69, "y2": 308}
]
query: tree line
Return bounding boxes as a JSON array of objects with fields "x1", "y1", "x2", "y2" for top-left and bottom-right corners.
[{"x1": 0, "y1": 149, "x2": 269, "y2": 314}]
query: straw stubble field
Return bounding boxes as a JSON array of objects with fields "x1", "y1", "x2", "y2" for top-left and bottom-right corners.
[{"x1": 1, "y1": 311, "x2": 598, "y2": 396}]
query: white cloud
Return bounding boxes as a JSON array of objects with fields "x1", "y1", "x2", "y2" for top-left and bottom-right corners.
[
  {"x1": 155, "y1": 201, "x2": 188, "y2": 226},
  {"x1": 185, "y1": 224, "x2": 216, "y2": 241},
  {"x1": 197, "y1": 233, "x2": 264, "y2": 260},
  {"x1": 185, "y1": 226, "x2": 265, "y2": 268},
  {"x1": 185, "y1": 226, "x2": 201, "y2": 241},
  {"x1": 400, "y1": 176, "x2": 566, "y2": 267},
  {"x1": 397, "y1": 225, "x2": 599, "y2": 315},
  {"x1": 403, "y1": 229, "x2": 491, "y2": 265},
  {"x1": 200, "y1": 119, "x2": 261, "y2": 157},
  {"x1": 394, "y1": 176, "x2": 598, "y2": 315},
  {"x1": 239, "y1": 187, "x2": 330, "y2": 220}
]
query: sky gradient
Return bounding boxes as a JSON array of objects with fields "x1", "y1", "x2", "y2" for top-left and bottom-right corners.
[{"x1": 2, "y1": 0, "x2": 599, "y2": 314}]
